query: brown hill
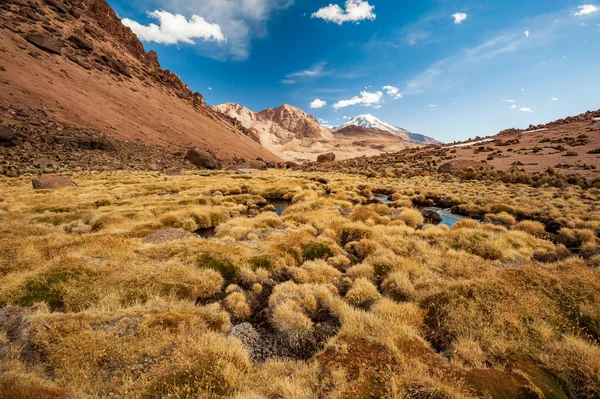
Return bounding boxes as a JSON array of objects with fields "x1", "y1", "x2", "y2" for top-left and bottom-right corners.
[
  {"x1": 0, "y1": 0, "x2": 278, "y2": 171},
  {"x1": 310, "y1": 109, "x2": 600, "y2": 183}
]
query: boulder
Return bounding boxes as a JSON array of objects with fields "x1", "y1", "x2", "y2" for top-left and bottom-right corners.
[
  {"x1": 422, "y1": 209, "x2": 443, "y2": 225},
  {"x1": 317, "y1": 152, "x2": 336, "y2": 163},
  {"x1": 185, "y1": 148, "x2": 222, "y2": 170},
  {"x1": 68, "y1": 35, "x2": 93, "y2": 51},
  {"x1": 32, "y1": 174, "x2": 77, "y2": 189},
  {"x1": 0, "y1": 125, "x2": 18, "y2": 147},
  {"x1": 438, "y1": 160, "x2": 484, "y2": 174},
  {"x1": 282, "y1": 161, "x2": 298, "y2": 169},
  {"x1": 25, "y1": 34, "x2": 62, "y2": 55}
]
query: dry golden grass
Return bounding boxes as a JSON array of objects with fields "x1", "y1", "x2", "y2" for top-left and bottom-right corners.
[{"x1": 0, "y1": 169, "x2": 599, "y2": 398}]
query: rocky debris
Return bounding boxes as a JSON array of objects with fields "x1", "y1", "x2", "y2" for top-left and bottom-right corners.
[
  {"x1": 0, "y1": 125, "x2": 18, "y2": 147},
  {"x1": 0, "y1": 306, "x2": 43, "y2": 364},
  {"x1": 25, "y1": 33, "x2": 63, "y2": 55},
  {"x1": 185, "y1": 148, "x2": 222, "y2": 170},
  {"x1": 230, "y1": 323, "x2": 264, "y2": 360},
  {"x1": 142, "y1": 228, "x2": 197, "y2": 244},
  {"x1": 438, "y1": 160, "x2": 485, "y2": 174},
  {"x1": 68, "y1": 35, "x2": 93, "y2": 51},
  {"x1": 0, "y1": 107, "x2": 194, "y2": 177},
  {"x1": 32, "y1": 174, "x2": 77, "y2": 189},
  {"x1": 317, "y1": 152, "x2": 336, "y2": 163},
  {"x1": 422, "y1": 209, "x2": 443, "y2": 225}
]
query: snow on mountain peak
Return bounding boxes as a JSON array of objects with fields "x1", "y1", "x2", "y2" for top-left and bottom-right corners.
[{"x1": 337, "y1": 114, "x2": 405, "y2": 135}]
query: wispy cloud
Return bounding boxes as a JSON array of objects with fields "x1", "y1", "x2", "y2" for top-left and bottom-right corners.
[
  {"x1": 551, "y1": 97, "x2": 559, "y2": 101},
  {"x1": 286, "y1": 62, "x2": 327, "y2": 79},
  {"x1": 333, "y1": 90, "x2": 383, "y2": 110},
  {"x1": 502, "y1": 99, "x2": 516, "y2": 103},
  {"x1": 524, "y1": 30, "x2": 530, "y2": 37},
  {"x1": 402, "y1": 7, "x2": 577, "y2": 95},
  {"x1": 510, "y1": 104, "x2": 517, "y2": 109},
  {"x1": 519, "y1": 107, "x2": 534, "y2": 112},
  {"x1": 312, "y1": 0, "x2": 376, "y2": 25},
  {"x1": 452, "y1": 12, "x2": 467, "y2": 24}
]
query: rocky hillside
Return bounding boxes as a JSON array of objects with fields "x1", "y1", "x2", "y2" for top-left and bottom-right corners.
[
  {"x1": 310, "y1": 109, "x2": 600, "y2": 183},
  {"x1": 213, "y1": 103, "x2": 416, "y2": 162},
  {"x1": 0, "y1": 0, "x2": 279, "y2": 171}
]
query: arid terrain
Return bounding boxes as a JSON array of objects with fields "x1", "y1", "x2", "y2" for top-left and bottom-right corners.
[{"x1": 1, "y1": 0, "x2": 600, "y2": 398}]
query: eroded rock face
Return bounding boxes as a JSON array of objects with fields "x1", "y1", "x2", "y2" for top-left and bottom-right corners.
[
  {"x1": 25, "y1": 34, "x2": 63, "y2": 54},
  {"x1": 32, "y1": 174, "x2": 77, "y2": 189},
  {"x1": 438, "y1": 159, "x2": 484, "y2": 174},
  {"x1": 185, "y1": 148, "x2": 222, "y2": 170},
  {"x1": 317, "y1": 152, "x2": 336, "y2": 163}
]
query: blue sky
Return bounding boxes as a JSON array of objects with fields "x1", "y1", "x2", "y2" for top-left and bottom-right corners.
[{"x1": 109, "y1": 0, "x2": 600, "y2": 142}]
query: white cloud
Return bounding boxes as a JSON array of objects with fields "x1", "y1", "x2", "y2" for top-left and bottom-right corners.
[
  {"x1": 520, "y1": 107, "x2": 534, "y2": 112},
  {"x1": 521, "y1": 88, "x2": 526, "y2": 91},
  {"x1": 310, "y1": 99, "x2": 327, "y2": 109},
  {"x1": 281, "y1": 79, "x2": 296, "y2": 84},
  {"x1": 502, "y1": 99, "x2": 515, "y2": 103},
  {"x1": 551, "y1": 97, "x2": 559, "y2": 101},
  {"x1": 510, "y1": 104, "x2": 517, "y2": 109},
  {"x1": 574, "y1": 4, "x2": 598, "y2": 16},
  {"x1": 133, "y1": 0, "x2": 295, "y2": 60},
  {"x1": 525, "y1": 30, "x2": 530, "y2": 37},
  {"x1": 317, "y1": 118, "x2": 332, "y2": 127},
  {"x1": 122, "y1": 10, "x2": 225, "y2": 45},
  {"x1": 312, "y1": 0, "x2": 376, "y2": 25},
  {"x1": 452, "y1": 12, "x2": 467, "y2": 24},
  {"x1": 382, "y1": 85, "x2": 402, "y2": 99},
  {"x1": 333, "y1": 90, "x2": 383, "y2": 109},
  {"x1": 208, "y1": 87, "x2": 213, "y2": 90},
  {"x1": 428, "y1": 104, "x2": 437, "y2": 107},
  {"x1": 343, "y1": 116, "x2": 351, "y2": 120}
]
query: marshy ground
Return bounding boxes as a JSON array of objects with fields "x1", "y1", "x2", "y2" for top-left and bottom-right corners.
[{"x1": 0, "y1": 170, "x2": 599, "y2": 398}]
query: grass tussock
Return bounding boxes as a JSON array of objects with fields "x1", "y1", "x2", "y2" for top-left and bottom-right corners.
[{"x1": 0, "y1": 169, "x2": 599, "y2": 397}]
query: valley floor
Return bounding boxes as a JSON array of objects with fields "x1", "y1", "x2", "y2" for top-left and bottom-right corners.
[{"x1": 0, "y1": 170, "x2": 599, "y2": 398}]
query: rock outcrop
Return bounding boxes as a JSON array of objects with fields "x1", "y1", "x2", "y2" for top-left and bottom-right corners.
[
  {"x1": 185, "y1": 148, "x2": 222, "y2": 170},
  {"x1": 317, "y1": 152, "x2": 336, "y2": 163},
  {"x1": 32, "y1": 174, "x2": 77, "y2": 189}
]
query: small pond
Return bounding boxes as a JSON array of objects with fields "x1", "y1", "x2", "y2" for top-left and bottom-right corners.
[
  {"x1": 267, "y1": 199, "x2": 292, "y2": 216},
  {"x1": 422, "y1": 207, "x2": 467, "y2": 228},
  {"x1": 370, "y1": 194, "x2": 470, "y2": 228}
]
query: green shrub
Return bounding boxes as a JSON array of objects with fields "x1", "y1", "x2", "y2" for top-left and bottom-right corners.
[
  {"x1": 302, "y1": 242, "x2": 334, "y2": 261},
  {"x1": 197, "y1": 254, "x2": 237, "y2": 283}
]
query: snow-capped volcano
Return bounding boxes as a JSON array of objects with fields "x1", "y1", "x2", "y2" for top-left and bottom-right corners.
[
  {"x1": 337, "y1": 114, "x2": 408, "y2": 135},
  {"x1": 336, "y1": 114, "x2": 441, "y2": 145}
]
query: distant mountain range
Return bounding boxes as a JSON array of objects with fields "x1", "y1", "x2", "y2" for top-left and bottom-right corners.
[
  {"x1": 336, "y1": 115, "x2": 441, "y2": 145},
  {"x1": 213, "y1": 104, "x2": 440, "y2": 162}
]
